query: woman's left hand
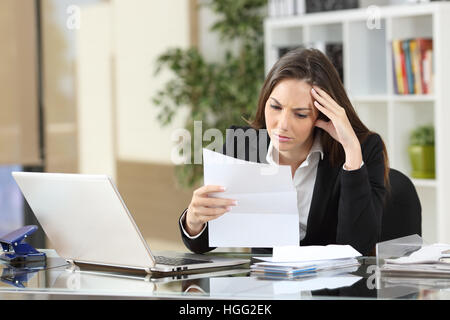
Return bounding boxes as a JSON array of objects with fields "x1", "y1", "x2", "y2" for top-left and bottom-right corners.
[{"x1": 311, "y1": 86, "x2": 363, "y2": 170}]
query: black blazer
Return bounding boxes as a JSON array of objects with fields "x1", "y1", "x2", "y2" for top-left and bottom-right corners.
[{"x1": 179, "y1": 126, "x2": 387, "y2": 256}]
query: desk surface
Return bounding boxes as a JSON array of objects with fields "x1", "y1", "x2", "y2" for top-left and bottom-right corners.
[{"x1": 1, "y1": 250, "x2": 450, "y2": 300}]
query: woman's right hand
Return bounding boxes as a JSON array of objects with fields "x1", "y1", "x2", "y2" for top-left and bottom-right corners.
[{"x1": 185, "y1": 185, "x2": 237, "y2": 237}]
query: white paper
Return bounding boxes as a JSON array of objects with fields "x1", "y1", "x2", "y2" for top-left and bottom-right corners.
[
  {"x1": 203, "y1": 148, "x2": 299, "y2": 248},
  {"x1": 256, "y1": 245, "x2": 362, "y2": 263},
  {"x1": 384, "y1": 243, "x2": 450, "y2": 265}
]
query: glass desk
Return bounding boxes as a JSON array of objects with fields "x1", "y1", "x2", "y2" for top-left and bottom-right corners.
[{"x1": 1, "y1": 250, "x2": 450, "y2": 300}]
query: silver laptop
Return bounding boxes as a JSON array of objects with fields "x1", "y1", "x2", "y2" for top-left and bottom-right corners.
[{"x1": 12, "y1": 172, "x2": 249, "y2": 274}]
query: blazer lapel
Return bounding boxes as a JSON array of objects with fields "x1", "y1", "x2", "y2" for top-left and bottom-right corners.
[{"x1": 305, "y1": 156, "x2": 340, "y2": 238}]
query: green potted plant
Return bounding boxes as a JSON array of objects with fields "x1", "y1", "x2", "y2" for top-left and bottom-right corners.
[{"x1": 408, "y1": 125, "x2": 435, "y2": 179}]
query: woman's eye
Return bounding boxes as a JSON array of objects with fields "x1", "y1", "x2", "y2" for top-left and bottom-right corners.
[
  {"x1": 270, "y1": 104, "x2": 307, "y2": 118},
  {"x1": 270, "y1": 104, "x2": 281, "y2": 110}
]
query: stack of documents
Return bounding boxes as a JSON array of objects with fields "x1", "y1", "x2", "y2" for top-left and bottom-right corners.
[
  {"x1": 381, "y1": 243, "x2": 450, "y2": 277},
  {"x1": 251, "y1": 259, "x2": 360, "y2": 280},
  {"x1": 251, "y1": 245, "x2": 362, "y2": 280}
]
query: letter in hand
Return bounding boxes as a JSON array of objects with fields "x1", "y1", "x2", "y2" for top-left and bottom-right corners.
[{"x1": 185, "y1": 185, "x2": 237, "y2": 237}]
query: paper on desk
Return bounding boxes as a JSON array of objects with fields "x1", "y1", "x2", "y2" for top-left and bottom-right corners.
[
  {"x1": 203, "y1": 148, "x2": 299, "y2": 248},
  {"x1": 256, "y1": 245, "x2": 362, "y2": 263},
  {"x1": 384, "y1": 243, "x2": 450, "y2": 265}
]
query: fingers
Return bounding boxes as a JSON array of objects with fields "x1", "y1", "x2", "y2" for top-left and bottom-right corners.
[
  {"x1": 311, "y1": 87, "x2": 359, "y2": 149},
  {"x1": 196, "y1": 205, "x2": 231, "y2": 217},
  {"x1": 311, "y1": 87, "x2": 329, "y2": 108},
  {"x1": 188, "y1": 185, "x2": 237, "y2": 226},
  {"x1": 314, "y1": 119, "x2": 329, "y2": 130},
  {"x1": 311, "y1": 86, "x2": 338, "y2": 107},
  {"x1": 311, "y1": 86, "x2": 345, "y2": 116},
  {"x1": 193, "y1": 184, "x2": 236, "y2": 207},
  {"x1": 313, "y1": 100, "x2": 334, "y2": 120},
  {"x1": 188, "y1": 204, "x2": 229, "y2": 226},
  {"x1": 194, "y1": 196, "x2": 237, "y2": 208},
  {"x1": 193, "y1": 185, "x2": 225, "y2": 197}
]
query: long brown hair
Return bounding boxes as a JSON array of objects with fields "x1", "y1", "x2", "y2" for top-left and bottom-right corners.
[{"x1": 250, "y1": 48, "x2": 390, "y2": 187}]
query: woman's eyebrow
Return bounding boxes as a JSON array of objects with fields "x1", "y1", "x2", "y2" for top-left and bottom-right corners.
[{"x1": 270, "y1": 97, "x2": 312, "y2": 110}]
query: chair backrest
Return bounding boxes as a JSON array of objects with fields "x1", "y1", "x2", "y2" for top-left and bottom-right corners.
[{"x1": 380, "y1": 168, "x2": 422, "y2": 242}]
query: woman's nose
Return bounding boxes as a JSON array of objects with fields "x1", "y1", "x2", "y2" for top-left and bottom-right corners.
[{"x1": 278, "y1": 110, "x2": 290, "y2": 131}]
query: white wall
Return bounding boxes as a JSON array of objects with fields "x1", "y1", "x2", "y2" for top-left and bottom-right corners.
[
  {"x1": 76, "y1": 0, "x2": 193, "y2": 167},
  {"x1": 198, "y1": 0, "x2": 240, "y2": 63},
  {"x1": 76, "y1": 3, "x2": 116, "y2": 178},
  {"x1": 112, "y1": 0, "x2": 190, "y2": 164}
]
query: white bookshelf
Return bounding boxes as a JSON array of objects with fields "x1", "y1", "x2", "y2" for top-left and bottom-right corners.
[{"x1": 264, "y1": 2, "x2": 450, "y2": 243}]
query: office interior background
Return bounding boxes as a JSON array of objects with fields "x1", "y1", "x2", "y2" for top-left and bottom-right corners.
[{"x1": 1, "y1": 0, "x2": 450, "y2": 252}]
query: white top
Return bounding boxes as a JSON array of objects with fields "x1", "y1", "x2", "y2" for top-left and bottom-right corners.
[
  {"x1": 180, "y1": 134, "x2": 363, "y2": 242},
  {"x1": 265, "y1": 134, "x2": 323, "y2": 241}
]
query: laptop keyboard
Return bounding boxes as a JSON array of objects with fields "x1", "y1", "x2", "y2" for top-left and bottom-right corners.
[{"x1": 154, "y1": 256, "x2": 212, "y2": 266}]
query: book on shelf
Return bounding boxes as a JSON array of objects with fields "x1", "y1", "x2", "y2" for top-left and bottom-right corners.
[{"x1": 391, "y1": 38, "x2": 433, "y2": 95}]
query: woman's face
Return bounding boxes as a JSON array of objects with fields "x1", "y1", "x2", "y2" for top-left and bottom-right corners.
[{"x1": 264, "y1": 79, "x2": 319, "y2": 155}]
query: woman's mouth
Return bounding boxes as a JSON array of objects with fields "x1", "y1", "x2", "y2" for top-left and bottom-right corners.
[{"x1": 273, "y1": 133, "x2": 293, "y2": 142}]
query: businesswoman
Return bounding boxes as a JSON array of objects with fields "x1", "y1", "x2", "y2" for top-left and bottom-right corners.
[{"x1": 179, "y1": 48, "x2": 389, "y2": 256}]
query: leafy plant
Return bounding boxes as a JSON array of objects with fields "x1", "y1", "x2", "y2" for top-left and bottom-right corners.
[
  {"x1": 410, "y1": 125, "x2": 434, "y2": 146},
  {"x1": 153, "y1": 0, "x2": 267, "y2": 188}
]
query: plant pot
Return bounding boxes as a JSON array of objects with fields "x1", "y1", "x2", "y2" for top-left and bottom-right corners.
[{"x1": 408, "y1": 145, "x2": 435, "y2": 179}]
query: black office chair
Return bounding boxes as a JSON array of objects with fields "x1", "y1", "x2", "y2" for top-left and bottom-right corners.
[{"x1": 380, "y1": 168, "x2": 422, "y2": 242}]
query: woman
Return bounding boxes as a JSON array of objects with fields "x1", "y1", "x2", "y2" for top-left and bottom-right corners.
[{"x1": 178, "y1": 48, "x2": 389, "y2": 256}]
